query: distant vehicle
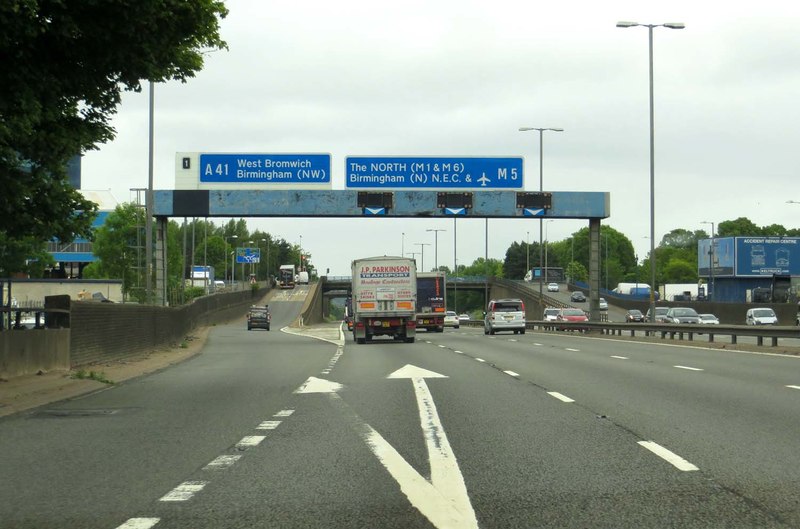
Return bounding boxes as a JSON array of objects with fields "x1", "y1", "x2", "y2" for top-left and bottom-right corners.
[
  {"x1": 625, "y1": 309, "x2": 645, "y2": 323},
  {"x1": 665, "y1": 307, "x2": 701, "y2": 324},
  {"x1": 213, "y1": 280, "x2": 226, "y2": 290},
  {"x1": 296, "y1": 270, "x2": 309, "y2": 285},
  {"x1": 796, "y1": 313, "x2": 799, "y2": 326},
  {"x1": 543, "y1": 307, "x2": 560, "y2": 321},
  {"x1": 645, "y1": 306, "x2": 670, "y2": 323},
  {"x1": 613, "y1": 282, "x2": 652, "y2": 296},
  {"x1": 344, "y1": 297, "x2": 353, "y2": 331},
  {"x1": 247, "y1": 305, "x2": 271, "y2": 331},
  {"x1": 458, "y1": 314, "x2": 470, "y2": 322},
  {"x1": 351, "y1": 256, "x2": 417, "y2": 344},
  {"x1": 570, "y1": 291, "x2": 586, "y2": 302},
  {"x1": 698, "y1": 313, "x2": 720, "y2": 325},
  {"x1": 547, "y1": 283, "x2": 559, "y2": 292},
  {"x1": 279, "y1": 264, "x2": 296, "y2": 289},
  {"x1": 598, "y1": 298, "x2": 608, "y2": 311},
  {"x1": 556, "y1": 308, "x2": 588, "y2": 331},
  {"x1": 746, "y1": 308, "x2": 778, "y2": 325},
  {"x1": 444, "y1": 311, "x2": 460, "y2": 329},
  {"x1": 484, "y1": 298, "x2": 526, "y2": 335},
  {"x1": 415, "y1": 272, "x2": 446, "y2": 332}
]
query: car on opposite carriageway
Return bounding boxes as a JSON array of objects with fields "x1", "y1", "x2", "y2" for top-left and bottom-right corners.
[{"x1": 247, "y1": 305, "x2": 271, "y2": 331}]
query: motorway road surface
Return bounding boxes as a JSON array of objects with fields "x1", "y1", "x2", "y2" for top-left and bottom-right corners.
[{"x1": 1, "y1": 285, "x2": 799, "y2": 528}]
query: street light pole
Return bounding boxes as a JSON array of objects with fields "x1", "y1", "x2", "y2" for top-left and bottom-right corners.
[
  {"x1": 544, "y1": 220, "x2": 554, "y2": 284},
  {"x1": 415, "y1": 243, "x2": 431, "y2": 272},
  {"x1": 617, "y1": 20, "x2": 685, "y2": 321},
  {"x1": 224, "y1": 235, "x2": 238, "y2": 283},
  {"x1": 519, "y1": 127, "x2": 564, "y2": 301},
  {"x1": 526, "y1": 231, "x2": 530, "y2": 278},
  {"x1": 701, "y1": 221, "x2": 715, "y2": 301},
  {"x1": 426, "y1": 229, "x2": 446, "y2": 271}
]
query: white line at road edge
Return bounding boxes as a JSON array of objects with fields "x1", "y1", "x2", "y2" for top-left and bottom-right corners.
[
  {"x1": 638, "y1": 441, "x2": 699, "y2": 471},
  {"x1": 547, "y1": 392, "x2": 575, "y2": 403},
  {"x1": 674, "y1": 365, "x2": 704, "y2": 371},
  {"x1": 159, "y1": 481, "x2": 208, "y2": 502},
  {"x1": 504, "y1": 370, "x2": 520, "y2": 377},
  {"x1": 115, "y1": 519, "x2": 160, "y2": 529},
  {"x1": 610, "y1": 355, "x2": 629, "y2": 360}
]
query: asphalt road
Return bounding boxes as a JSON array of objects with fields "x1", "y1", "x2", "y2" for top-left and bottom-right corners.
[{"x1": 1, "y1": 286, "x2": 799, "y2": 528}]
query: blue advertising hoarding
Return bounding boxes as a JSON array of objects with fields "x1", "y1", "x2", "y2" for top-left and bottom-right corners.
[
  {"x1": 734, "y1": 237, "x2": 800, "y2": 277},
  {"x1": 345, "y1": 156, "x2": 523, "y2": 189},
  {"x1": 698, "y1": 237, "x2": 735, "y2": 277},
  {"x1": 199, "y1": 154, "x2": 330, "y2": 185}
]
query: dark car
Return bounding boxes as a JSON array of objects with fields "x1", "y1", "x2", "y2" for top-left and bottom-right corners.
[
  {"x1": 247, "y1": 305, "x2": 271, "y2": 331},
  {"x1": 570, "y1": 291, "x2": 586, "y2": 302},
  {"x1": 625, "y1": 309, "x2": 645, "y2": 322},
  {"x1": 665, "y1": 307, "x2": 701, "y2": 324}
]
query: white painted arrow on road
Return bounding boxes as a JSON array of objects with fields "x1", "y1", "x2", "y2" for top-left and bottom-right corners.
[{"x1": 295, "y1": 368, "x2": 478, "y2": 529}]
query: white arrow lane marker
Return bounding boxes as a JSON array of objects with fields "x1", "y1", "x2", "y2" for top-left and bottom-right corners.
[
  {"x1": 638, "y1": 441, "x2": 699, "y2": 471},
  {"x1": 115, "y1": 519, "x2": 160, "y2": 529},
  {"x1": 296, "y1": 371, "x2": 479, "y2": 529}
]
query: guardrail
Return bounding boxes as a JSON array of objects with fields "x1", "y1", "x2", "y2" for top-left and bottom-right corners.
[{"x1": 464, "y1": 318, "x2": 799, "y2": 348}]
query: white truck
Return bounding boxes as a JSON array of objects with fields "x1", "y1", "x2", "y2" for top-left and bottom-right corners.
[
  {"x1": 351, "y1": 256, "x2": 417, "y2": 344},
  {"x1": 279, "y1": 264, "x2": 296, "y2": 289}
]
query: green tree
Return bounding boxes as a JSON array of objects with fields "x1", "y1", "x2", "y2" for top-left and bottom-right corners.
[
  {"x1": 662, "y1": 258, "x2": 697, "y2": 283},
  {"x1": 1, "y1": 0, "x2": 227, "y2": 251},
  {"x1": 0, "y1": 235, "x2": 55, "y2": 277},
  {"x1": 717, "y1": 217, "x2": 760, "y2": 237}
]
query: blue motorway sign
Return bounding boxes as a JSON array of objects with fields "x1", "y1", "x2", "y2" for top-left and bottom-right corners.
[
  {"x1": 345, "y1": 156, "x2": 523, "y2": 189},
  {"x1": 199, "y1": 154, "x2": 330, "y2": 184},
  {"x1": 236, "y1": 247, "x2": 261, "y2": 264}
]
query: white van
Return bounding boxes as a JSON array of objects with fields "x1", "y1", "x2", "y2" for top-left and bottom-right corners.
[{"x1": 745, "y1": 308, "x2": 778, "y2": 325}]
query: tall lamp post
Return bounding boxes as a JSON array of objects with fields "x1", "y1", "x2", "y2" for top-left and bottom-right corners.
[
  {"x1": 224, "y1": 235, "x2": 238, "y2": 284},
  {"x1": 415, "y1": 243, "x2": 430, "y2": 272},
  {"x1": 526, "y1": 231, "x2": 530, "y2": 278},
  {"x1": 701, "y1": 221, "x2": 715, "y2": 301},
  {"x1": 544, "y1": 220, "x2": 554, "y2": 284},
  {"x1": 519, "y1": 127, "x2": 564, "y2": 301},
  {"x1": 426, "y1": 228, "x2": 446, "y2": 271},
  {"x1": 617, "y1": 20, "x2": 685, "y2": 321}
]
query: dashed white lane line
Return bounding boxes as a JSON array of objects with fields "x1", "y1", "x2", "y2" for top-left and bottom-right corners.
[
  {"x1": 454, "y1": 350, "x2": 464, "y2": 354},
  {"x1": 638, "y1": 441, "x2": 699, "y2": 471},
  {"x1": 159, "y1": 481, "x2": 208, "y2": 502},
  {"x1": 508, "y1": 339, "x2": 518, "y2": 342},
  {"x1": 274, "y1": 409, "x2": 295, "y2": 417},
  {"x1": 236, "y1": 435, "x2": 266, "y2": 448},
  {"x1": 203, "y1": 455, "x2": 242, "y2": 470},
  {"x1": 504, "y1": 370, "x2": 520, "y2": 378},
  {"x1": 256, "y1": 420, "x2": 282, "y2": 430},
  {"x1": 674, "y1": 365, "x2": 704, "y2": 371},
  {"x1": 115, "y1": 519, "x2": 160, "y2": 529},
  {"x1": 438, "y1": 345, "x2": 447, "y2": 348},
  {"x1": 610, "y1": 355, "x2": 629, "y2": 360},
  {"x1": 565, "y1": 348, "x2": 580, "y2": 352},
  {"x1": 533, "y1": 343, "x2": 543, "y2": 346},
  {"x1": 475, "y1": 358, "x2": 486, "y2": 363},
  {"x1": 787, "y1": 385, "x2": 800, "y2": 390},
  {"x1": 547, "y1": 392, "x2": 575, "y2": 403}
]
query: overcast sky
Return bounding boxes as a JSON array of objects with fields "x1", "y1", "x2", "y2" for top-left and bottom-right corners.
[{"x1": 81, "y1": 0, "x2": 800, "y2": 276}]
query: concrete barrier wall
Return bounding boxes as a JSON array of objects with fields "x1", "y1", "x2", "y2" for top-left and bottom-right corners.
[
  {"x1": 0, "y1": 329, "x2": 70, "y2": 378},
  {"x1": 298, "y1": 281, "x2": 323, "y2": 326}
]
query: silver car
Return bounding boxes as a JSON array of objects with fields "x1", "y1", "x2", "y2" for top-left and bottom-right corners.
[{"x1": 665, "y1": 307, "x2": 701, "y2": 324}]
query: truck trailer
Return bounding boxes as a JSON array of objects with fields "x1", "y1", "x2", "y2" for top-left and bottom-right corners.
[
  {"x1": 351, "y1": 256, "x2": 417, "y2": 344},
  {"x1": 415, "y1": 271, "x2": 446, "y2": 332},
  {"x1": 279, "y1": 264, "x2": 296, "y2": 289}
]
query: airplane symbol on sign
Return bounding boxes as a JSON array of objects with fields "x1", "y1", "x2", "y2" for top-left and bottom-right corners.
[{"x1": 477, "y1": 173, "x2": 490, "y2": 186}]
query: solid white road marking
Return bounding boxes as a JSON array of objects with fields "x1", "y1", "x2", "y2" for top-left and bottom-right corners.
[
  {"x1": 786, "y1": 385, "x2": 800, "y2": 390},
  {"x1": 475, "y1": 358, "x2": 486, "y2": 362},
  {"x1": 203, "y1": 455, "x2": 241, "y2": 470},
  {"x1": 565, "y1": 348, "x2": 580, "y2": 352},
  {"x1": 115, "y1": 519, "x2": 160, "y2": 529},
  {"x1": 274, "y1": 409, "x2": 295, "y2": 417},
  {"x1": 159, "y1": 481, "x2": 208, "y2": 502},
  {"x1": 610, "y1": 355, "x2": 629, "y2": 360},
  {"x1": 638, "y1": 441, "x2": 699, "y2": 471},
  {"x1": 236, "y1": 436, "x2": 266, "y2": 448},
  {"x1": 504, "y1": 370, "x2": 520, "y2": 377},
  {"x1": 674, "y1": 365, "x2": 704, "y2": 371},
  {"x1": 547, "y1": 392, "x2": 575, "y2": 403},
  {"x1": 256, "y1": 420, "x2": 282, "y2": 430}
]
